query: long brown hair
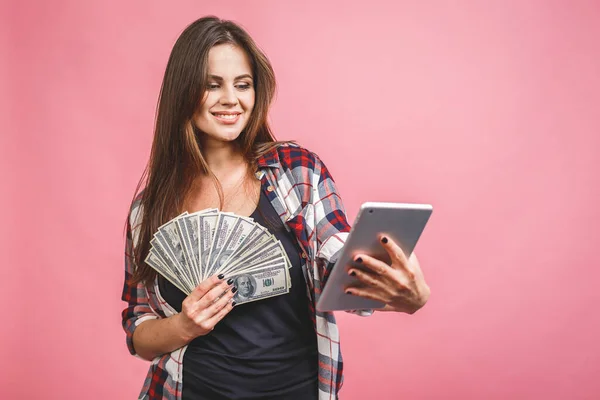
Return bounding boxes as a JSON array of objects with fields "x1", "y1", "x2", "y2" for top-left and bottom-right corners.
[{"x1": 130, "y1": 16, "x2": 287, "y2": 286}]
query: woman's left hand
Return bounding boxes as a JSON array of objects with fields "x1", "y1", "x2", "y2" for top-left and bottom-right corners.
[{"x1": 345, "y1": 234, "x2": 430, "y2": 314}]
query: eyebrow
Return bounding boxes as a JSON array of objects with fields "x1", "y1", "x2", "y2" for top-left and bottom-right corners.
[{"x1": 208, "y1": 74, "x2": 253, "y2": 81}]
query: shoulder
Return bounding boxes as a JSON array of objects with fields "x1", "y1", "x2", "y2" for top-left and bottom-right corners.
[{"x1": 273, "y1": 142, "x2": 326, "y2": 172}]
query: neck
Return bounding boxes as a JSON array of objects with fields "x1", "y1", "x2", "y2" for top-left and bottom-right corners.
[{"x1": 201, "y1": 138, "x2": 246, "y2": 177}]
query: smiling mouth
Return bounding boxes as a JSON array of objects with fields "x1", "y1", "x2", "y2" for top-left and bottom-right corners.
[
  {"x1": 212, "y1": 112, "x2": 241, "y2": 120},
  {"x1": 211, "y1": 112, "x2": 242, "y2": 125}
]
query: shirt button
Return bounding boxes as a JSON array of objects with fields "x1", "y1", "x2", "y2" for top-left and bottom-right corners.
[{"x1": 266, "y1": 186, "x2": 274, "y2": 192}]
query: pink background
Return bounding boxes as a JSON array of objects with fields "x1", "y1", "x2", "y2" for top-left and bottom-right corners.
[{"x1": 3, "y1": 0, "x2": 599, "y2": 399}]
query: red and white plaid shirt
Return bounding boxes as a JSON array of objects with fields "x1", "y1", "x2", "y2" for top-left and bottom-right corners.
[{"x1": 122, "y1": 143, "x2": 371, "y2": 399}]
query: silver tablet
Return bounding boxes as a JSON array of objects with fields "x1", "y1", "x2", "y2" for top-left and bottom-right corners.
[{"x1": 316, "y1": 202, "x2": 433, "y2": 312}]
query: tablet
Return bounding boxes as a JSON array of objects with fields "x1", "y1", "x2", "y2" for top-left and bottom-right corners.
[{"x1": 316, "y1": 202, "x2": 433, "y2": 312}]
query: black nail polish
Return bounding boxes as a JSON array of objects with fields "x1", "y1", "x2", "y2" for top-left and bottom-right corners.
[
  {"x1": 381, "y1": 237, "x2": 388, "y2": 244},
  {"x1": 227, "y1": 278, "x2": 234, "y2": 285},
  {"x1": 345, "y1": 290, "x2": 351, "y2": 295},
  {"x1": 218, "y1": 274, "x2": 225, "y2": 280},
  {"x1": 232, "y1": 286, "x2": 238, "y2": 293},
  {"x1": 356, "y1": 257, "x2": 363, "y2": 263},
  {"x1": 350, "y1": 271, "x2": 356, "y2": 276},
  {"x1": 231, "y1": 301, "x2": 237, "y2": 307}
]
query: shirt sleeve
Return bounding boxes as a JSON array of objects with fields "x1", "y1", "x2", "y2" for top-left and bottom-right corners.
[
  {"x1": 121, "y1": 206, "x2": 160, "y2": 357},
  {"x1": 312, "y1": 154, "x2": 350, "y2": 275},
  {"x1": 312, "y1": 153, "x2": 374, "y2": 317}
]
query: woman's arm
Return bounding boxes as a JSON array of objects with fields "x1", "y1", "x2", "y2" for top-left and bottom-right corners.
[
  {"x1": 307, "y1": 152, "x2": 430, "y2": 315},
  {"x1": 306, "y1": 152, "x2": 375, "y2": 315},
  {"x1": 131, "y1": 276, "x2": 236, "y2": 361},
  {"x1": 122, "y1": 211, "x2": 236, "y2": 361},
  {"x1": 310, "y1": 153, "x2": 352, "y2": 285},
  {"x1": 131, "y1": 314, "x2": 192, "y2": 361}
]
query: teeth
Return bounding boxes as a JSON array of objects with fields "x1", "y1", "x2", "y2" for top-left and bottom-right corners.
[{"x1": 214, "y1": 114, "x2": 238, "y2": 120}]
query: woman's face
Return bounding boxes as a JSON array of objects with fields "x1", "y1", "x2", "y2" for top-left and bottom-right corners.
[{"x1": 193, "y1": 44, "x2": 255, "y2": 144}]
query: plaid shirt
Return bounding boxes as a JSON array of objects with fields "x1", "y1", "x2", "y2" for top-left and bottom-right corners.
[{"x1": 122, "y1": 143, "x2": 371, "y2": 400}]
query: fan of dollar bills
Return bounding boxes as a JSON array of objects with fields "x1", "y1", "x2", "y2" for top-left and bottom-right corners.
[{"x1": 145, "y1": 209, "x2": 292, "y2": 305}]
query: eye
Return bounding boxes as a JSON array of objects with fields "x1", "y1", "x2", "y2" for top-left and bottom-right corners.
[
  {"x1": 207, "y1": 83, "x2": 220, "y2": 90},
  {"x1": 236, "y1": 83, "x2": 252, "y2": 90}
]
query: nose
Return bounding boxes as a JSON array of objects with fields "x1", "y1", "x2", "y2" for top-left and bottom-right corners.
[{"x1": 219, "y1": 85, "x2": 238, "y2": 105}]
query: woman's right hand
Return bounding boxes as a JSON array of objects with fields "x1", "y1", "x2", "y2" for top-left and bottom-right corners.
[{"x1": 175, "y1": 274, "x2": 237, "y2": 341}]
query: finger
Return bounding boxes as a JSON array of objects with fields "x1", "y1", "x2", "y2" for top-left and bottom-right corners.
[
  {"x1": 187, "y1": 273, "x2": 226, "y2": 303},
  {"x1": 378, "y1": 303, "x2": 412, "y2": 313},
  {"x1": 204, "y1": 298, "x2": 236, "y2": 328},
  {"x1": 352, "y1": 254, "x2": 391, "y2": 276},
  {"x1": 351, "y1": 265, "x2": 413, "y2": 297},
  {"x1": 201, "y1": 286, "x2": 237, "y2": 319},
  {"x1": 347, "y1": 268, "x2": 382, "y2": 289},
  {"x1": 408, "y1": 252, "x2": 425, "y2": 278},
  {"x1": 344, "y1": 286, "x2": 389, "y2": 304},
  {"x1": 197, "y1": 277, "x2": 235, "y2": 309},
  {"x1": 379, "y1": 234, "x2": 409, "y2": 271}
]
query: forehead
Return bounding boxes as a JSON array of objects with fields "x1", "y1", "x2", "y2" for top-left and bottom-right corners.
[
  {"x1": 238, "y1": 276, "x2": 250, "y2": 282},
  {"x1": 207, "y1": 44, "x2": 252, "y2": 77}
]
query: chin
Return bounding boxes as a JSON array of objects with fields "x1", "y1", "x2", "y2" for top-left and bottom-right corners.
[
  {"x1": 195, "y1": 114, "x2": 250, "y2": 144},
  {"x1": 202, "y1": 128, "x2": 244, "y2": 143},
  {"x1": 219, "y1": 130, "x2": 244, "y2": 142}
]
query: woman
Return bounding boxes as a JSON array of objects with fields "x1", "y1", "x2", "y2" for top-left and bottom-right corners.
[{"x1": 122, "y1": 16, "x2": 430, "y2": 400}]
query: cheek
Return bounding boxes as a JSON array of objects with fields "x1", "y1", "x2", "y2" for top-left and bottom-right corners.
[
  {"x1": 192, "y1": 112, "x2": 206, "y2": 129},
  {"x1": 199, "y1": 94, "x2": 214, "y2": 115},
  {"x1": 242, "y1": 92, "x2": 256, "y2": 112},
  {"x1": 194, "y1": 100, "x2": 213, "y2": 127}
]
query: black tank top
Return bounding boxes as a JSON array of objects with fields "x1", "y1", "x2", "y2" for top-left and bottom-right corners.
[{"x1": 158, "y1": 190, "x2": 319, "y2": 399}]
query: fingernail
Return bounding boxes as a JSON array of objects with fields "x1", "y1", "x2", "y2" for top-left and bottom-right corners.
[
  {"x1": 381, "y1": 236, "x2": 388, "y2": 244},
  {"x1": 227, "y1": 278, "x2": 234, "y2": 285},
  {"x1": 349, "y1": 270, "x2": 356, "y2": 276},
  {"x1": 232, "y1": 286, "x2": 238, "y2": 293},
  {"x1": 355, "y1": 257, "x2": 363, "y2": 263},
  {"x1": 218, "y1": 274, "x2": 225, "y2": 280},
  {"x1": 231, "y1": 301, "x2": 237, "y2": 307},
  {"x1": 345, "y1": 290, "x2": 352, "y2": 295}
]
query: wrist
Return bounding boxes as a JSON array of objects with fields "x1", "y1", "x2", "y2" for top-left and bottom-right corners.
[
  {"x1": 408, "y1": 282, "x2": 430, "y2": 314},
  {"x1": 419, "y1": 282, "x2": 431, "y2": 305},
  {"x1": 171, "y1": 313, "x2": 195, "y2": 344}
]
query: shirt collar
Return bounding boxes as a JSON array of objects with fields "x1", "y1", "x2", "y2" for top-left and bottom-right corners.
[{"x1": 256, "y1": 146, "x2": 281, "y2": 169}]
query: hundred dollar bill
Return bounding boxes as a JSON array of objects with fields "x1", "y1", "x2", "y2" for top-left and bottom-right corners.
[
  {"x1": 149, "y1": 239, "x2": 193, "y2": 293},
  {"x1": 175, "y1": 215, "x2": 199, "y2": 285},
  {"x1": 229, "y1": 263, "x2": 291, "y2": 305},
  {"x1": 198, "y1": 213, "x2": 218, "y2": 281},
  {"x1": 210, "y1": 224, "x2": 262, "y2": 277},
  {"x1": 227, "y1": 225, "x2": 268, "y2": 258},
  {"x1": 236, "y1": 250, "x2": 289, "y2": 270},
  {"x1": 234, "y1": 256, "x2": 292, "y2": 288},
  {"x1": 228, "y1": 252, "x2": 285, "y2": 275},
  {"x1": 208, "y1": 216, "x2": 256, "y2": 277},
  {"x1": 222, "y1": 255, "x2": 290, "y2": 287},
  {"x1": 158, "y1": 220, "x2": 188, "y2": 269},
  {"x1": 205, "y1": 213, "x2": 237, "y2": 277},
  {"x1": 145, "y1": 251, "x2": 189, "y2": 294},
  {"x1": 224, "y1": 227, "x2": 273, "y2": 268},
  {"x1": 226, "y1": 240, "x2": 285, "y2": 272},
  {"x1": 154, "y1": 216, "x2": 195, "y2": 290},
  {"x1": 178, "y1": 209, "x2": 219, "y2": 285}
]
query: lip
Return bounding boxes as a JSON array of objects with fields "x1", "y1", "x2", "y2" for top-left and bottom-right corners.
[{"x1": 211, "y1": 111, "x2": 242, "y2": 125}]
